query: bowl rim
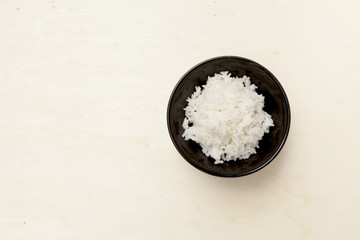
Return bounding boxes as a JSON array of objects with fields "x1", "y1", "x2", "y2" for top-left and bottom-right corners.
[{"x1": 167, "y1": 55, "x2": 291, "y2": 177}]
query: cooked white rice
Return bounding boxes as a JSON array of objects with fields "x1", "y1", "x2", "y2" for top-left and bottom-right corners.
[{"x1": 182, "y1": 71, "x2": 274, "y2": 164}]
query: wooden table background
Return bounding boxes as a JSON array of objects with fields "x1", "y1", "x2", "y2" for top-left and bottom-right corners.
[{"x1": 0, "y1": 0, "x2": 359, "y2": 239}]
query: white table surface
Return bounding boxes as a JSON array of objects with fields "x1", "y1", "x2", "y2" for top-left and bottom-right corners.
[{"x1": 1, "y1": 0, "x2": 359, "y2": 239}]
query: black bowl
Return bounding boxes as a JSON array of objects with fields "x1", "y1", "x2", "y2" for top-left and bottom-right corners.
[{"x1": 167, "y1": 56, "x2": 290, "y2": 177}]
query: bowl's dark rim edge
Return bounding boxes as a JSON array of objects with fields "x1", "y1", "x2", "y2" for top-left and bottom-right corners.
[{"x1": 166, "y1": 56, "x2": 291, "y2": 178}]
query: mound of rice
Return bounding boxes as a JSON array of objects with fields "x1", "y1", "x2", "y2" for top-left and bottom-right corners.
[{"x1": 182, "y1": 71, "x2": 274, "y2": 164}]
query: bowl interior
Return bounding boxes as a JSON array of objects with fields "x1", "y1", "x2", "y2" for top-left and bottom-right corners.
[{"x1": 167, "y1": 56, "x2": 290, "y2": 177}]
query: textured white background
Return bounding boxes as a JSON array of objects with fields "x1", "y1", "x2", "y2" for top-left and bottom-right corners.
[{"x1": 0, "y1": 0, "x2": 359, "y2": 239}]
